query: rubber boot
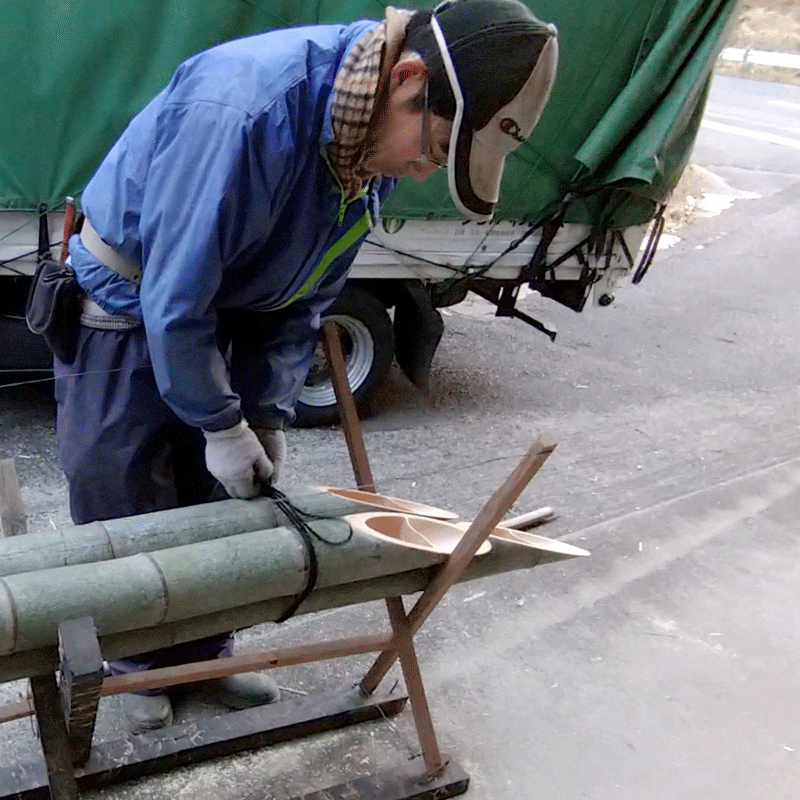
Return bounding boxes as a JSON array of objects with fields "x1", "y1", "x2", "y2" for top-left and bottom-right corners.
[
  {"x1": 199, "y1": 673, "x2": 281, "y2": 709},
  {"x1": 122, "y1": 693, "x2": 173, "y2": 734}
]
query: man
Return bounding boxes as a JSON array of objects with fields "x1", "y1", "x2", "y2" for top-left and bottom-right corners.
[{"x1": 55, "y1": 0, "x2": 558, "y2": 733}]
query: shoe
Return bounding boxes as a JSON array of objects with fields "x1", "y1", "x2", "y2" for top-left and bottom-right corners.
[
  {"x1": 199, "y1": 673, "x2": 281, "y2": 710},
  {"x1": 122, "y1": 693, "x2": 173, "y2": 734}
]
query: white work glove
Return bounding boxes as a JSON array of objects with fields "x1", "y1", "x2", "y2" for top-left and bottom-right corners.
[
  {"x1": 203, "y1": 419, "x2": 274, "y2": 499},
  {"x1": 253, "y1": 427, "x2": 286, "y2": 486}
]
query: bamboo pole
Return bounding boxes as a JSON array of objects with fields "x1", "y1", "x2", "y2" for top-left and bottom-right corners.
[
  {"x1": 0, "y1": 520, "x2": 454, "y2": 657},
  {"x1": 0, "y1": 533, "x2": 587, "y2": 683},
  {"x1": 0, "y1": 488, "x2": 383, "y2": 578}
]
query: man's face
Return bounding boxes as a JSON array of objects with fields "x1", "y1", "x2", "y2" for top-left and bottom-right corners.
[{"x1": 361, "y1": 60, "x2": 452, "y2": 181}]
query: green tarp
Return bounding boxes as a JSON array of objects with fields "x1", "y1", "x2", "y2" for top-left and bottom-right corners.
[{"x1": 0, "y1": 0, "x2": 739, "y2": 226}]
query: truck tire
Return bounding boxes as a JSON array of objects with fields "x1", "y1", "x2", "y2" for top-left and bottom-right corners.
[{"x1": 294, "y1": 285, "x2": 394, "y2": 427}]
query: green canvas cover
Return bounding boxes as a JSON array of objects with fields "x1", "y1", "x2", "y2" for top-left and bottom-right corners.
[{"x1": 0, "y1": 0, "x2": 739, "y2": 228}]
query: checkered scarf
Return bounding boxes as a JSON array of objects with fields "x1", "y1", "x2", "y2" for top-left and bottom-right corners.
[{"x1": 328, "y1": 8, "x2": 413, "y2": 198}]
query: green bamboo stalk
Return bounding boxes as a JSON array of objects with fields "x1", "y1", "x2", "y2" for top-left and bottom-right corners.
[
  {"x1": 0, "y1": 534, "x2": 587, "y2": 681},
  {"x1": 0, "y1": 517, "x2": 454, "y2": 656},
  {"x1": 0, "y1": 488, "x2": 383, "y2": 577}
]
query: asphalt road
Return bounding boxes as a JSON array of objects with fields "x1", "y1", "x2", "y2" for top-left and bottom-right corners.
[{"x1": 0, "y1": 74, "x2": 798, "y2": 799}]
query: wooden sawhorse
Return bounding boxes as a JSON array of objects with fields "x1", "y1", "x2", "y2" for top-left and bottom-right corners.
[{"x1": 0, "y1": 324, "x2": 555, "y2": 799}]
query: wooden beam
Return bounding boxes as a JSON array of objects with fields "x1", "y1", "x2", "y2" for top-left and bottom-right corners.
[
  {"x1": 57, "y1": 618, "x2": 104, "y2": 767},
  {"x1": 0, "y1": 697, "x2": 34, "y2": 724},
  {"x1": 361, "y1": 433, "x2": 556, "y2": 694},
  {"x1": 322, "y1": 321, "x2": 376, "y2": 492},
  {"x1": 29, "y1": 673, "x2": 78, "y2": 800},
  {"x1": 0, "y1": 689, "x2": 408, "y2": 800},
  {"x1": 385, "y1": 596, "x2": 443, "y2": 776},
  {"x1": 325, "y1": 316, "x2": 449, "y2": 779},
  {"x1": 0, "y1": 458, "x2": 26, "y2": 537},
  {"x1": 0, "y1": 633, "x2": 395, "y2": 724},
  {"x1": 103, "y1": 632, "x2": 394, "y2": 696},
  {"x1": 288, "y1": 757, "x2": 469, "y2": 800}
]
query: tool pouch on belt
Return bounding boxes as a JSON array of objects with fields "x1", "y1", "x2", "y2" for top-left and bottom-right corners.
[{"x1": 25, "y1": 257, "x2": 82, "y2": 364}]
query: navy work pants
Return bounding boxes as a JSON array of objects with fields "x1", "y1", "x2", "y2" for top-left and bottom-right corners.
[{"x1": 54, "y1": 324, "x2": 232, "y2": 688}]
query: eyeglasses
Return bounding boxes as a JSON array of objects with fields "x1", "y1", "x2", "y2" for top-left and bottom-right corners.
[{"x1": 415, "y1": 79, "x2": 448, "y2": 169}]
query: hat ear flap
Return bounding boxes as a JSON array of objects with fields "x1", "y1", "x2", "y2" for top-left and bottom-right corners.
[
  {"x1": 452, "y1": 125, "x2": 497, "y2": 220},
  {"x1": 514, "y1": 34, "x2": 558, "y2": 140}
]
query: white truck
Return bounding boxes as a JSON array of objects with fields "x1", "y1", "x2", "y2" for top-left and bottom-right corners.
[
  {"x1": 0, "y1": 0, "x2": 738, "y2": 425},
  {"x1": 0, "y1": 209, "x2": 656, "y2": 424}
]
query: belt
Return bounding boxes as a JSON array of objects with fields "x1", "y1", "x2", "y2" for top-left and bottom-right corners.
[
  {"x1": 80, "y1": 296, "x2": 141, "y2": 330},
  {"x1": 80, "y1": 217, "x2": 142, "y2": 286}
]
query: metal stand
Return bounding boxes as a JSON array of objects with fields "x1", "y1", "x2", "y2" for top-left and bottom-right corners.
[{"x1": 0, "y1": 330, "x2": 556, "y2": 799}]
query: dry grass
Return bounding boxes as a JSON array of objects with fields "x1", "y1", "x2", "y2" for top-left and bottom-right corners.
[
  {"x1": 717, "y1": 2, "x2": 800, "y2": 84},
  {"x1": 716, "y1": 60, "x2": 800, "y2": 85},
  {"x1": 729, "y1": 4, "x2": 800, "y2": 52}
]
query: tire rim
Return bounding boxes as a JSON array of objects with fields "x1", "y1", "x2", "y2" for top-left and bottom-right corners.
[{"x1": 300, "y1": 313, "x2": 375, "y2": 408}]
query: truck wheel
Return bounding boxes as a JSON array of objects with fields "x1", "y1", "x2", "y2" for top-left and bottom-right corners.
[{"x1": 294, "y1": 285, "x2": 394, "y2": 427}]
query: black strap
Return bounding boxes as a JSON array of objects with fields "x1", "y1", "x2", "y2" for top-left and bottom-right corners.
[
  {"x1": 261, "y1": 485, "x2": 353, "y2": 623},
  {"x1": 263, "y1": 486, "x2": 320, "y2": 622}
]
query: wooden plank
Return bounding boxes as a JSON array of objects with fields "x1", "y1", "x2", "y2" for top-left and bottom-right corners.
[
  {"x1": 29, "y1": 673, "x2": 78, "y2": 800},
  {"x1": 58, "y1": 618, "x2": 104, "y2": 766},
  {"x1": 322, "y1": 321, "x2": 376, "y2": 493},
  {"x1": 290, "y1": 756, "x2": 469, "y2": 800},
  {"x1": 361, "y1": 433, "x2": 556, "y2": 694},
  {"x1": 0, "y1": 689, "x2": 408, "y2": 800},
  {"x1": 103, "y1": 632, "x2": 393, "y2": 696},
  {"x1": 0, "y1": 458, "x2": 27, "y2": 537},
  {"x1": 385, "y1": 597, "x2": 443, "y2": 775}
]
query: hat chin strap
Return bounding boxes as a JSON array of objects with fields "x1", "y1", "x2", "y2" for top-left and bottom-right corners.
[{"x1": 430, "y1": 13, "x2": 486, "y2": 221}]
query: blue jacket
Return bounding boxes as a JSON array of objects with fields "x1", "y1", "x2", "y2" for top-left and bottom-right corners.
[{"x1": 70, "y1": 21, "x2": 395, "y2": 430}]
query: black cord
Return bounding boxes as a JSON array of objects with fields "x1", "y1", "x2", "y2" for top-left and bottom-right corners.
[{"x1": 260, "y1": 484, "x2": 352, "y2": 622}]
